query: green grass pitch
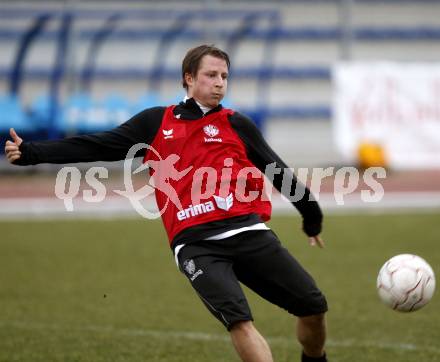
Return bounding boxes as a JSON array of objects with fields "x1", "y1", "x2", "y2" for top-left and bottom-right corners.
[{"x1": 1, "y1": 213, "x2": 439, "y2": 362}]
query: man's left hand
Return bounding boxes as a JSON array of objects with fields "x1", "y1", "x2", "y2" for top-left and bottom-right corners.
[{"x1": 308, "y1": 235, "x2": 325, "y2": 248}]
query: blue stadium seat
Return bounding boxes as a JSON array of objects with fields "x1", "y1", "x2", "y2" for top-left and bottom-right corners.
[
  {"x1": 59, "y1": 92, "x2": 91, "y2": 132},
  {"x1": 28, "y1": 93, "x2": 54, "y2": 130},
  {"x1": 60, "y1": 92, "x2": 111, "y2": 133},
  {"x1": 101, "y1": 92, "x2": 131, "y2": 127},
  {"x1": 131, "y1": 92, "x2": 161, "y2": 114},
  {"x1": 0, "y1": 94, "x2": 33, "y2": 132}
]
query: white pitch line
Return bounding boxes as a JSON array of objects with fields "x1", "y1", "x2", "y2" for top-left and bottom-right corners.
[
  {"x1": 0, "y1": 320, "x2": 439, "y2": 354},
  {"x1": 0, "y1": 192, "x2": 440, "y2": 220}
]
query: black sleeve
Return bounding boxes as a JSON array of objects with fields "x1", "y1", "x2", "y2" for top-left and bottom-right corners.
[
  {"x1": 229, "y1": 111, "x2": 323, "y2": 237},
  {"x1": 15, "y1": 107, "x2": 165, "y2": 165}
]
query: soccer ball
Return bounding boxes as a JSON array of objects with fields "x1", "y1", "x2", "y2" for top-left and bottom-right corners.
[{"x1": 377, "y1": 254, "x2": 436, "y2": 312}]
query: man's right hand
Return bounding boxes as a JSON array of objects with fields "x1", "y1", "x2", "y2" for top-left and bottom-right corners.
[{"x1": 4, "y1": 128, "x2": 23, "y2": 163}]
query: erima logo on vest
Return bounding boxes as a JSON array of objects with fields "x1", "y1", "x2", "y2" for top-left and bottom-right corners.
[
  {"x1": 163, "y1": 129, "x2": 173, "y2": 139},
  {"x1": 176, "y1": 193, "x2": 234, "y2": 221}
]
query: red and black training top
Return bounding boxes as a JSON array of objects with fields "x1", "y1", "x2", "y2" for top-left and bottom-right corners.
[
  {"x1": 144, "y1": 105, "x2": 272, "y2": 244},
  {"x1": 16, "y1": 98, "x2": 323, "y2": 249}
]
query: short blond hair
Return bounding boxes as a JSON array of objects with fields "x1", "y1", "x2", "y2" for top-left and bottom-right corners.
[{"x1": 181, "y1": 44, "x2": 230, "y2": 89}]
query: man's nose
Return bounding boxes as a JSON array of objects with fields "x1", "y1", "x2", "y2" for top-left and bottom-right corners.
[{"x1": 215, "y1": 75, "x2": 224, "y2": 87}]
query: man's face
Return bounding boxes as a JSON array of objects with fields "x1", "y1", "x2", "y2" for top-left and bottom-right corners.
[{"x1": 185, "y1": 55, "x2": 228, "y2": 108}]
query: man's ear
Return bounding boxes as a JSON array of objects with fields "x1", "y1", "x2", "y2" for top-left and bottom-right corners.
[{"x1": 185, "y1": 72, "x2": 194, "y2": 88}]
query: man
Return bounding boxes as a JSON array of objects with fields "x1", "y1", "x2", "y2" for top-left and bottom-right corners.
[{"x1": 5, "y1": 45, "x2": 328, "y2": 362}]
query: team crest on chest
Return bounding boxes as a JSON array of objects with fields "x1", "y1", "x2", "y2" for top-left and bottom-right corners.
[
  {"x1": 203, "y1": 124, "x2": 222, "y2": 143},
  {"x1": 203, "y1": 124, "x2": 219, "y2": 137}
]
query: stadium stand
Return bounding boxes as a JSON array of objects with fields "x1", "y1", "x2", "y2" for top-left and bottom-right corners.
[{"x1": 0, "y1": 0, "x2": 439, "y2": 166}]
